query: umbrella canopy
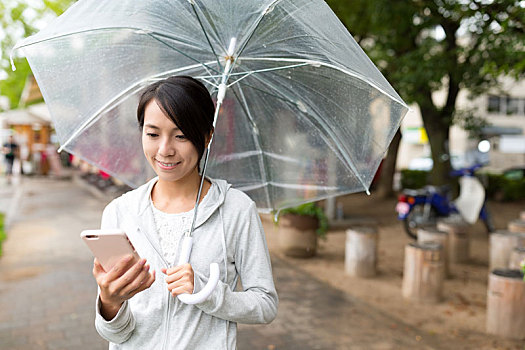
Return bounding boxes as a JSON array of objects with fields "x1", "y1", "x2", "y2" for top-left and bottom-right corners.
[{"x1": 13, "y1": 0, "x2": 408, "y2": 212}]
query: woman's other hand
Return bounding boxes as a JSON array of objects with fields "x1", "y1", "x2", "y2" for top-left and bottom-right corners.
[
  {"x1": 162, "y1": 263, "x2": 194, "y2": 297},
  {"x1": 93, "y1": 255, "x2": 156, "y2": 320}
]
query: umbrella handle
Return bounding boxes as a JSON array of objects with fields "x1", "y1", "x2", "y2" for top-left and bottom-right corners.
[{"x1": 176, "y1": 236, "x2": 220, "y2": 305}]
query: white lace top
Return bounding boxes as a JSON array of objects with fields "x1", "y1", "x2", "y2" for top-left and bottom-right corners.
[
  {"x1": 150, "y1": 184, "x2": 213, "y2": 266},
  {"x1": 150, "y1": 203, "x2": 193, "y2": 266}
]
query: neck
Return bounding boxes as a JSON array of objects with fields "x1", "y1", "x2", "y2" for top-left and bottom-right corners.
[
  {"x1": 151, "y1": 169, "x2": 211, "y2": 214},
  {"x1": 155, "y1": 170, "x2": 202, "y2": 201}
]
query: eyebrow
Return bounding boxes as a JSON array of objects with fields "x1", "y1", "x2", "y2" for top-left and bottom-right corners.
[{"x1": 144, "y1": 124, "x2": 180, "y2": 131}]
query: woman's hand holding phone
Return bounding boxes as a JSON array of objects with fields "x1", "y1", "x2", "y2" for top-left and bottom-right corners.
[{"x1": 93, "y1": 255, "x2": 156, "y2": 320}]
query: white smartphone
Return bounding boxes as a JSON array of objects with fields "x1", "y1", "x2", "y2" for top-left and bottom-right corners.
[{"x1": 80, "y1": 229, "x2": 141, "y2": 271}]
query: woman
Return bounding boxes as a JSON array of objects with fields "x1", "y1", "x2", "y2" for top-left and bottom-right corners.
[{"x1": 93, "y1": 76, "x2": 278, "y2": 349}]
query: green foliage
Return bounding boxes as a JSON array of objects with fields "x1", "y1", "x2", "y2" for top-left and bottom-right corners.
[
  {"x1": 277, "y1": 203, "x2": 329, "y2": 238},
  {"x1": 326, "y1": 0, "x2": 525, "y2": 186},
  {"x1": 0, "y1": 0, "x2": 76, "y2": 110},
  {"x1": 484, "y1": 173, "x2": 525, "y2": 201},
  {"x1": 0, "y1": 212, "x2": 6, "y2": 257},
  {"x1": 400, "y1": 169, "x2": 430, "y2": 190},
  {"x1": 453, "y1": 108, "x2": 491, "y2": 139}
]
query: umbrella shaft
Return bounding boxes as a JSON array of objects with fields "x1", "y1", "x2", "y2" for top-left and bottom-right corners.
[{"x1": 187, "y1": 37, "x2": 236, "y2": 237}]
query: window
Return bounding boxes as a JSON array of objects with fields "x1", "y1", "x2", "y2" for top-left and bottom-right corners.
[
  {"x1": 506, "y1": 97, "x2": 521, "y2": 115},
  {"x1": 487, "y1": 95, "x2": 525, "y2": 116},
  {"x1": 487, "y1": 95, "x2": 500, "y2": 113}
]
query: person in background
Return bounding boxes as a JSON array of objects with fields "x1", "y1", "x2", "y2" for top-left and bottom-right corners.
[{"x1": 2, "y1": 135, "x2": 19, "y2": 185}]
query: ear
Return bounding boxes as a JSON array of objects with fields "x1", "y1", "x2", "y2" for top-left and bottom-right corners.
[{"x1": 204, "y1": 128, "x2": 214, "y2": 148}]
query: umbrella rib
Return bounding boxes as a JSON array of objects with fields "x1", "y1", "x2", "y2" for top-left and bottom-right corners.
[
  {"x1": 285, "y1": 69, "x2": 388, "y2": 155},
  {"x1": 230, "y1": 85, "x2": 272, "y2": 209},
  {"x1": 189, "y1": 2, "x2": 223, "y2": 71},
  {"x1": 57, "y1": 61, "x2": 217, "y2": 152},
  {"x1": 194, "y1": 62, "x2": 310, "y2": 81},
  {"x1": 13, "y1": 27, "x2": 222, "y2": 84},
  {"x1": 240, "y1": 57, "x2": 408, "y2": 108},
  {"x1": 148, "y1": 32, "x2": 221, "y2": 83},
  {"x1": 226, "y1": 63, "x2": 310, "y2": 87},
  {"x1": 247, "y1": 72, "x2": 372, "y2": 194},
  {"x1": 228, "y1": 0, "x2": 284, "y2": 75}
]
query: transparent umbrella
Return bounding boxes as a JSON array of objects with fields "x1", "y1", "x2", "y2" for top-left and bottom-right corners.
[
  {"x1": 14, "y1": 0, "x2": 410, "y2": 305},
  {"x1": 13, "y1": 0, "x2": 408, "y2": 213}
]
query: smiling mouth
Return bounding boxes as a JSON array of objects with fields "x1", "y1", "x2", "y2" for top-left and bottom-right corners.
[{"x1": 156, "y1": 160, "x2": 181, "y2": 169}]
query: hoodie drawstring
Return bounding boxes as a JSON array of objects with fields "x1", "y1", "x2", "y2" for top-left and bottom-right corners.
[{"x1": 218, "y1": 205, "x2": 230, "y2": 349}]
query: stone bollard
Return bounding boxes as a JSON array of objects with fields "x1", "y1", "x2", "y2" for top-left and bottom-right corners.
[
  {"x1": 486, "y1": 269, "x2": 525, "y2": 340},
  {"x1": 345, "y1": 227, "x2": 378, "y2": 278},
  {"x1": 417, "y1": 226, "x2": 449, "y2": 278},
  {"x1": 489, "y1": 230, "x2": 525, "y2": 271},
  {"x1": 509, "y1": 247, "x2": 525, "y2": 270},
  {"x1": 437, "y1": 218, "x2": 469, "y2": 263},
  {"x1": 402, "y1": 242, "x2": 445, "y2": 303},
  {"x1": 508, "y1": 219, "x2": 525, "y2": 234}
]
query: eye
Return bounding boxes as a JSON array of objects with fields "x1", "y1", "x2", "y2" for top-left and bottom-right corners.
[
  {"x1": 175, "y1": 134, "x2": 186, "y2": 140},
  {"x1": 146, "y1": 133, "x2": 158, "y2": 138}
]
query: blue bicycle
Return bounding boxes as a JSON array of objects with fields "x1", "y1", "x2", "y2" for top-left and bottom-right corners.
[{"x1": 396, "y1": 164, "x2": 495, "y2": 239}]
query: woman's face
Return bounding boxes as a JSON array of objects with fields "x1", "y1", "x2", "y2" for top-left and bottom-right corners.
[{"x1": 142, "y1": 99, "x2": 200, "y2": 183}]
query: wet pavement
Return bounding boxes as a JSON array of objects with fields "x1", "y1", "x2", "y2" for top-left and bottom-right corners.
[{"x1": 0, "y1": 176, "x2": 457, "y2": 349}]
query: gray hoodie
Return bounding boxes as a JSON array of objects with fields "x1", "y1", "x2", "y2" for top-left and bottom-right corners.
[{"x1": 95, "y1": 177, "x2": 278, "y2": 349}]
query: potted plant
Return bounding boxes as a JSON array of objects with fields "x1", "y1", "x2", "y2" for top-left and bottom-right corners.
[{"x1": 275, "y1": 202, "x2": 328, "y2": 258}]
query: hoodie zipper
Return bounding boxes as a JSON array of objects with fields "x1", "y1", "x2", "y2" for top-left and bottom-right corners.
[
  {"x1": 137, "y1": 227, "x2": 172, "y2": 350},
  {"x1": 162, "y1": 290, "x2": 172, "y2": 350}
]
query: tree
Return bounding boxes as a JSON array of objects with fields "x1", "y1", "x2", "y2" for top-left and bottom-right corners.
[
  {"x1": 327, "y1": 0, "x2": 525, "y2": 189},
  {"x1": 0, "y1": 0, "x2": 75, "y2": 111}
]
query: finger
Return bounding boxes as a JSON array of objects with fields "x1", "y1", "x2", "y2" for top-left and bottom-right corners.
[
  {"x1": 116, "y1": 258, "x2": 147, "y2": 290},
  {"x1": 120, "y1": 263, "x2": 151, "y2": 296},
  {"x1": 165, "y1": 264, "x2": 192, "y2": 283},
  {"x1": 165, "y1": 265, "x2": 183, "y2": 276},
  {"x1": 93, "y1": 258, "x2": 106, "y2": 277},
  {"x1": 169, "y1": 284, "x2": 193, "y2": 297},
  {"x1": 104, "y1": 255, "x2": 137, "y2": 282},
  {"x1": 133, "y1": 270, "x2": 156, "y2": 295},
  {"x1": 166, "y1": 263, "x2": 192, "y2": 276},
  {"x1": 166, "y1": 273, "x2": 193, "y2": 293}
]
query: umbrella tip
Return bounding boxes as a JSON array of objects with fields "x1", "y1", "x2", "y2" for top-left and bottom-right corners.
[
  {"x1": 9, "y1": 53, "x2": 16, "y2": 72},
  {"x1": 366, "y1": 189, "x2": 371, "y2": 196}
]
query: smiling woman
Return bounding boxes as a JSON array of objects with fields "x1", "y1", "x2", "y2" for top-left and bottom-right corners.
[{"x1": 92, "y1": 75, "x2": 278, "y2": 350}]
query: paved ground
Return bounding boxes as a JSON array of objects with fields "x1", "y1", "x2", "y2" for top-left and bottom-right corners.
[{"x1": 0, "y1": 176, "x2": 460, "y2": 349}]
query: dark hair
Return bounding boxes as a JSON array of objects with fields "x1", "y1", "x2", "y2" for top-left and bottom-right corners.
[{"x1": 137, "y1": 76, "x2": 215, "y2": 171}]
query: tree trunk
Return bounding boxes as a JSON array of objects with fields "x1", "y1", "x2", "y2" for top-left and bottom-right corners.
[
  {"x1": 420, "y1": 106, "x2": 452, "y2": 186},
  {"x1": 376, "y1": 129, "x2": 402, "y2": 198}
]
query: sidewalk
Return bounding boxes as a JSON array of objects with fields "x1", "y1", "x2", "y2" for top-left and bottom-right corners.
[
  {"x1": 0, "y1": 176, "x2": 459, "y2": 349},
  {"x1": 0, "y1": 176, "x2": 23, "y2": 230}
]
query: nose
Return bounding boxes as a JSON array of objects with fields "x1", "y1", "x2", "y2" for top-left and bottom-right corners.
[{"x1": 158, "y1": 136, "x2": 175, "y2": 157}]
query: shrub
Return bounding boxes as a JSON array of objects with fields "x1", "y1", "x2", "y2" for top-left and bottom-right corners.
[
  {"x1": 277, "y1": 202, "x2": 328, "y2": 238},
  {"x1": 400, "y1": 169, "x2": 430, "y2": 189},
  {"x1": 483, "y1": 173, "x2": 525, "y2": 201}
]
